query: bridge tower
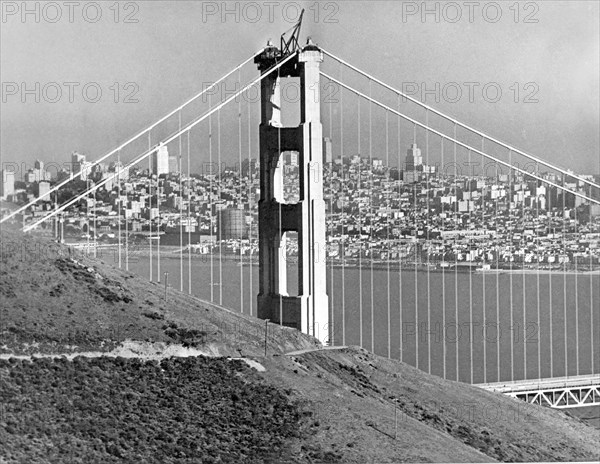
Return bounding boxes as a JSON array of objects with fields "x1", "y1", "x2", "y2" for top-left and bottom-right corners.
[{"x1": 255, "y1": 39, "x2": 329, "y2": 343}]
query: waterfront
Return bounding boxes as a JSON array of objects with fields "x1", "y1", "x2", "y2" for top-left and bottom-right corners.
[{"x1": 127, "y1": 254, "x2": 600, "y2": 385}]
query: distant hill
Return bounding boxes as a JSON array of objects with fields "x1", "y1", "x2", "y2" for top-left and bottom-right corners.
[{"x1": 1, "y1": 231, "x2": 599, "y2": 463}]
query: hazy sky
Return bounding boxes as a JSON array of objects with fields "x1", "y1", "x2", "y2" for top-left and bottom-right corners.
[{"x1": 1, "y1": 1, "x2": 599, "y2": 175}]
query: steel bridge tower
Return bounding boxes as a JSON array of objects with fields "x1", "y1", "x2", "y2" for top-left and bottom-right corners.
[{"x1": 255, "y1": 38, "x2": 329, "y2": 343}]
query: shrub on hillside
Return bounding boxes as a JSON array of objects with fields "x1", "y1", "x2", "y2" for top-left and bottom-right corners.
[{"x1": 0, "y1": 356, "x2": 308, "y2": 463}]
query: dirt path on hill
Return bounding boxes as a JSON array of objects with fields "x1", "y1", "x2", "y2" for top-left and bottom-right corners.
[{"x1": 0, "y1": 340, "x2": 266, "y2": 371}]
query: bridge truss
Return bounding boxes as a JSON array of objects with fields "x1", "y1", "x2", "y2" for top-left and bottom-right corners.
[{"x1": 478, "y1": 375, "x2": 600, "y2": 408}]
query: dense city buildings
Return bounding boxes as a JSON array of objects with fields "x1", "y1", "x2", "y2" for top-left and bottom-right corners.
[{"x1": 2, "y1": 142, "x2": 600, "y2": 270}]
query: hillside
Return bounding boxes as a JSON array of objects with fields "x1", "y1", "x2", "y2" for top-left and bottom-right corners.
[{"x1": 1, "y1": 231, "x2": 599, "y2": 463}]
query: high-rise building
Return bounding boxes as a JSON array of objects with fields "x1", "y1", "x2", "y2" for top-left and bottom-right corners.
[
  {"x1": 32, "y1": 160, "x2": 51, "y2": 182},
  {"x1": 153, "y1": 145, "x2": 169, "y2": 176},
  {"x1": 284, "y1": 151, "x2": 298, "y2": 167},
  {"x1": 109, "y1": 161, "x2": 129, "y2": 181},
  {"x1": 71, "y1": 152, "x2": 91, "y2": 180},
  {"x1": 38, "y1": 181, "x2": 50, "y2": 199},
  {"x1": 241, "y1": 159, "x2": 258, "y2": 177},
  {"x1": 168, "y1": 155, "x2": 179, "y2": 174},
  {"x1": 323, "y1": 137, "x2": 332, "y2": 163},
  {"x1": 1, "y1": 170, "x2": 15, "y2": 199},
  {"x1": 405, "y1": 143, "x2": 423, "y2": 171}
]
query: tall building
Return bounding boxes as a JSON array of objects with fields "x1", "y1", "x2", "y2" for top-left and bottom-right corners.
[
  {"x1": 38, "y1": 181, "x2": 50, "y2": 199},
  {"x1": 109, "y1": 161, "x2": 129, "y2": 181},
  {"x1": 323, "y1": 137, "x2": 332, "y2": 163},
  {"x1": 284, "y1": 151, "x2": 298, "y2": 167},
  {"x1": 153, "y1": 145, "x2": 169, "y2": 176},
  {"x1": 241, "y1": 159, "x2": 258, "y2": 177},
  {"x1": 1, "y1": 170, "x2": 15, "y2": 199},
  {"x1": 168, "y1": 155, "x2": 179, "y2": 174},
  {"x1": 71, "y1": 152, "x2": 91, "y2": 180},
  {"x1": 405, "y1": 143, "x2": 423, "y2": 171},
  {"x1": 32, "y1": 160, "x2": 51, "y2": 182}
]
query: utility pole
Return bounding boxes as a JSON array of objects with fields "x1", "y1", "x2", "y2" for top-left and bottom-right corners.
[
  {"x1": 264, "y1": 319, "x2": 270, "y2": 356},
  {"x1": 164, "y1": 271, "x2": 169, "y2": 301}
]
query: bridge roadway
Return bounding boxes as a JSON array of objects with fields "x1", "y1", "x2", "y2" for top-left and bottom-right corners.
[{"x1": 476, "y1": 374, "x2": 600, "y2": 409}]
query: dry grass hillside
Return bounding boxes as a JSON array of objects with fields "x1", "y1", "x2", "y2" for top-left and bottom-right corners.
[{"x1": 1, "y1": 231, "x2": 599, "y2": 463}]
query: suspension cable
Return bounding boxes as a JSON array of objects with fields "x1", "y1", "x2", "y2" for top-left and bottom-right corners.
[
  {"x1": 2, "y1": 49, "x2": 266, "y2": 225},
  {"x1": 321, "y1": 48, "x2": 599, "y2": 190},
  {"x1": 23, "y1": 52, "x2": 298, "y2": 232},
  {"x1": 320, "y1": 73, "x2": 600, "y2": 207}
]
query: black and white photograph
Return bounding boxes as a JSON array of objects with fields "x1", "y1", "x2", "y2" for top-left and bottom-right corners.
[{"x1": 1, "y1": 1, "x2": 599, "y2": 462}]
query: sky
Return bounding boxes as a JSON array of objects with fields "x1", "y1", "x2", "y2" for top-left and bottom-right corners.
[{"x1": 1, "y1": 0, "x2": 599, "y2": 176}]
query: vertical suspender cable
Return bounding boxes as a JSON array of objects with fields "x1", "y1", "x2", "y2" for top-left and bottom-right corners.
[
  {"x1": 218, "y1": 107, "x2": 223, "y2": 305},
  {"x1": 329, "y1": 79, "x2": 334, "y2": 345},
  {"x1": 536, "y1": 162, "x2": 541, "y2": 379},
  {"x1": 441, "y1": 137, "x2": 446, "y2": 379},
  {"x1": 481, "y1": 137, "x2": 486, "y2": 383},
  {"x1": 495, "y1": 168, "x2": 500, "y2": 381},
  {"x1": 398, "y1": 95, "x2": 403, "y2": 363},
  {"x1": 157, "y1": 147, "x2": 161, "y2": 283},
  {"x1": 149, "y1": 132, "x2": 153, "y2": 282},
  {"x1": 125, "y1": 165, "x2": 129, "y2": 271},
  {"x1": 591, "y1": 203, "x2": 595, "y2": 375},
  {"x1": 248, "y1": 98, "x2": 253, "y2": 316},
  {"x1": 509, "y1": 149, "x2": 514, "y2": 382},
  {"x1": 413, "y1": 123, "x2": 418, "y2": 370},
  {"x1": 454, "y1": 123, "x2": 459, "y2": 381},
  {"x1": 549, "y1": 176, "x2": 553, "y2": 378},
  {"x1": 118, "y1": 149, "x2": 122, "y2": 268},
  {"x1": 340, "y1": 66, "x2": 346, "y2": 346},
  {"x1": 522, "y1": 167, "x2": 527, "y2": 379},
  {"x1": 179, "y1": 111, "x2": 184, "y2": 292},
  {"x1": 563, "y1": 173, "x2": 567, "y2": 376},
  {"x1": 425, "y1": 109, "x2": 431, "y2": 374},
  {"x1": 86, "y1": 179, "x2": 90, "y2": 256},
  {"x1": 238, "y1": 69, "x2": 244, "y2": 314},
  {"x1": 358, "y1": 95, "x2": 363, "y2": 348},
  {"x1": 574, "y1": 187, "x2": 579, "y2": 376},
  {"x1": 517, "y1": 165, "x2": 527, "y2": 379},
  {"x1": 209, "y1": 95, "x2": 214, "y2": 302},
  {"x1": 386, "y1": 110, "x2": 391, "y2": 358},
  {"x1": 467, "y1": 147, "x2": 473, "y2": 384},
  {"x1": 93, "y1": 185, "x2": 97, "y2": 258},
  {"x1": 369, "y1": 79, "x2": 375, "y2": 353},
  {"x1": 187, "y1": 130, "x2": 192, "y2": 294}
]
